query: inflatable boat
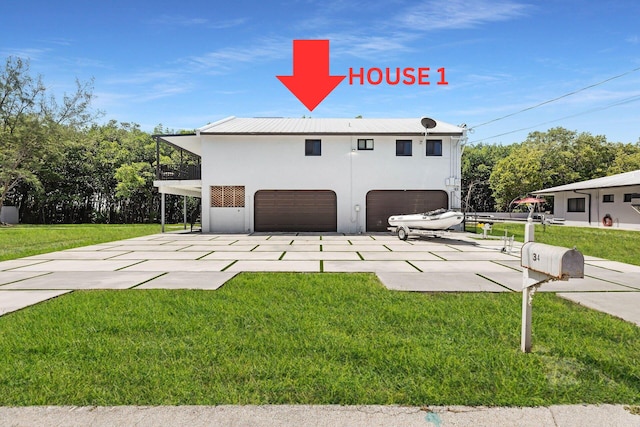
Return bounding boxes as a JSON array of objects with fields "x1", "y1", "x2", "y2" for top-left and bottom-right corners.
[{"x1": 388, "y1": 209, "x2": 464, "y2": 240}]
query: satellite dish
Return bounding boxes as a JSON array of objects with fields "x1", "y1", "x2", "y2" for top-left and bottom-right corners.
[{"x1": 420, "y1": 117, "x2": 437, "y2": 129}]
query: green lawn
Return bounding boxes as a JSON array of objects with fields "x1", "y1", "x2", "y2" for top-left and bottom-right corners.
[
  {"x1": 471, "y1": 222, "x2": 640, "y2": 266},
  {"x1": 0, "y1": 224, "x2": 184, "y2": 261},
  {"x1": 1, "y1": 273, "x2": 638, "y2": 406}
]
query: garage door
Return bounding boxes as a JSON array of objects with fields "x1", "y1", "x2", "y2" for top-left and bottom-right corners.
[
  {"x1": 254, "y1": 190, "x2": 337, "y2": 232},
  {"x1": 366, "y1": 190, "x2": 448, "y2": 231}
]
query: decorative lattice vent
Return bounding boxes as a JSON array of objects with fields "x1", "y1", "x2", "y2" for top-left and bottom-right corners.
[{"x1": 211, "y1": 186, "x2": 245, "y2": 207}]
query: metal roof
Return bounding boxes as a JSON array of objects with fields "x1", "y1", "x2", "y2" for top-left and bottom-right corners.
[
  {"x1": 533, "y1": 170, "x2": 640, "y2": 194},
  {"x1": 197, "y1": 116, "x2": 465, "y2": 136}
]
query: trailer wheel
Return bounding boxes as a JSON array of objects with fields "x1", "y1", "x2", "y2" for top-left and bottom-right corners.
[{"x1": 397, "y1": 227, "x2": 408, "y2": 241}]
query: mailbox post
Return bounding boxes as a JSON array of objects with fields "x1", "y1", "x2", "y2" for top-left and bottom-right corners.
[{"x1": 520, "y1": 220, "x2": 584, "y2": 353}]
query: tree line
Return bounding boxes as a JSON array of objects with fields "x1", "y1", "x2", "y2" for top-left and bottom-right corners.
[
  {"x1": 2, "y1": 56, "x2": 640, "y2": 224},
  {"x1": 463, "y1": 128, "x2": 640, "y2": 212},
  {"x1": 1, "y1": 57, "x2": 195, "y2": 224}
]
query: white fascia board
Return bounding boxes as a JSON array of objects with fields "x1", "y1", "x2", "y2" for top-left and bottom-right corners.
[{"x1": 154, "y1": 180, "x2": 202, "y2": 198}]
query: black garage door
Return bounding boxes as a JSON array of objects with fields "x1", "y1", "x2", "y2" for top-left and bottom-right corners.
[
  {"x1": 366, "y1": 190, "x2": 449, "y2": 231},
  {"x1": 254, "y1": 190, "x2": 337, "y2": 232}
]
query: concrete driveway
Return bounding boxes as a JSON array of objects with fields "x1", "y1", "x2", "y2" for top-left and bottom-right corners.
[{"x1": 1, "y1": 231, "x2": 639, "y2": 326}]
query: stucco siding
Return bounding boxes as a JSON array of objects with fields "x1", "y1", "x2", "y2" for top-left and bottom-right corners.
[
  {"x1": 549, "y1": 186, "x2": 640, "y2": 229},
  {"x1": 200, "y1": 134, "x2": 460, "y2": 233}
]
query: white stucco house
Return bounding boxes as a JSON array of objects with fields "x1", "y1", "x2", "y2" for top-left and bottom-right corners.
[
  {"x1": 532, "y1": 169, "x2": 640, "y2": 229},
  {"x1": 154, "y1": 116, "x2": 467, "y2": 233}
]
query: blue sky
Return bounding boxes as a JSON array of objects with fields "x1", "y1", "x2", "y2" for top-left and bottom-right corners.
[{"x1": 2, "y1": 0, "x2": 639, "y2": 144}]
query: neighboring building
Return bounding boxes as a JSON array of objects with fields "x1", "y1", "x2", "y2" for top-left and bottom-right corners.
[
  {"x1": 154, "y1": 116, "x2": 466, "y2": 233},
  {"x1": 532, "y1": 170, "x2": 640, "y2": 229},
  {"x1": 0, "y1": 206, "x2": 19, "y2": 224}
]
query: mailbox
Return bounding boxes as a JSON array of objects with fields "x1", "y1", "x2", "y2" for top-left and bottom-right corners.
[{"x1": 521, "y1": 242, "x2": 584, "y2": 280}]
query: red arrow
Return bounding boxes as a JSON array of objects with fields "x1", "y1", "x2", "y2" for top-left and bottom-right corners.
[{"x1": 277, "y1": 40, "x2": 345, "y2": 111}]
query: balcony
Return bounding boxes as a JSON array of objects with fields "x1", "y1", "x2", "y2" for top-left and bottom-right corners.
[
  {"x1": 158, "y1": 164, "x2": 201, "y2": 181},
  {"x1": 155, "y1": 134, "x2": 202, "y2": 181}
]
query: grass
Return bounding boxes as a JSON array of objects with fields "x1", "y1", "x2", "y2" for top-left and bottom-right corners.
[
  {"x1": 0, "y1": 273, "x2": 638, "y2": 406},
  {"x1": 471, "y1": 222, "x2": 640, "y2": 266},
  {"x1": 0, "y1": 224, "x2": 184, "y2": 261}
]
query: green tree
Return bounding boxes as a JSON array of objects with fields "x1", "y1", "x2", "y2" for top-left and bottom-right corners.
[
  {"x1": 87, "y1": 121, "x2": 157, "y2": 223},
  {"x1": 0, "y1": 56, "x2": 96, "y2": 216},
  {"x1": 489, "y1": 144, "x2": 544, "y2": 210},
  {"x1": 461, "y1": 143, "x2": 512, "y2": 212},
  {"x1": 114, "y1": 162, "x2": 155, "y2": 222},
  {"x1": 487, "y1": 127, "x2": 632, "y2": 211},
  {"x1": 607, "y1": 142, "x2": 640, "y2": 174}
]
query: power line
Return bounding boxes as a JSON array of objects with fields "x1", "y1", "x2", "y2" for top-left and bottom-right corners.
[
  {"x1": 468, "y1": 94, "x2": 640, "y2": 144},
  {"x1": 469, "y1": 66, "x2": 640, "y2": 130}
]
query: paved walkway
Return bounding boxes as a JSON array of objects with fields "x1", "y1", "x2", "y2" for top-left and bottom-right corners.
[
  {"x1": 1, "y1": 404, "x2": 639, "y2": 427},
  {"x1": 1, "y1": 231, "x2": 639, "y2": 325}
]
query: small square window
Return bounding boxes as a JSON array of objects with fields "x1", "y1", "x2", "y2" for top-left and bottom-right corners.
[
  {"x1": 568, "y1": 197, "x2": 585, "y2": 212},
  {"x1": 426, "y1": 140, "x2": 443, "y2": 156},
  {"x1": 396, "y1": 140, "x2": 412, "y2": 156},
  {"x1": 624, "y1": 194, "x2": 633, "y2": 203},
  {"x1": 603, "y1": 194, "x2": 614, "y2": 203},
  {"x1": 357, "y1": 139, "x2": 374, "y2": 150},
  {"x1": 305, "y1": 139, "x2": 321, "y2": 156}
]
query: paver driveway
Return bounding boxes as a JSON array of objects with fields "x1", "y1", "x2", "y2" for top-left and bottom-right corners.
[{"x1": 1, "y1": 231, "x2": 639, "y2": 325}]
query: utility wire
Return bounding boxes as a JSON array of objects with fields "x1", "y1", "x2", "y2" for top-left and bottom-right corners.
[
  {"x1": 468, "y1": 94, "x2": 640, "y2": 144},
  {"x1": 469, "y1": 66, "x2": 640, "y2": 130}
]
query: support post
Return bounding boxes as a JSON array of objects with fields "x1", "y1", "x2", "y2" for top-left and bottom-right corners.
[
  {"x1": 183, "y1": 196, "x2": 187, "y2": 230},
  {"x1": 161, "y1": 192, "x2": 166, "y2": 233},
  {"x1": 521, "y1": 219, "x2": 535, "y2": 353},
  {"x1": 155, "y1": 136, "x2": 161, "y2": 180},
  {"x1": 521, "y1": 286, "x2": 533, "y2": 352}
]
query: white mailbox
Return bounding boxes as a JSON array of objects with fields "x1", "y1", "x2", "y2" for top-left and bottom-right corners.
[{"x1": 521, "y1": 242, "x2": 584, "y2": 280}]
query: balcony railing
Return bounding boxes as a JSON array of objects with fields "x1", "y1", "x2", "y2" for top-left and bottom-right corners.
[
  {"x1": 154, "y1": 134, "x2": 202, "y2": 181},
  {"x1": 158, "y1": 164, "x2": 201, "y2": 180}
]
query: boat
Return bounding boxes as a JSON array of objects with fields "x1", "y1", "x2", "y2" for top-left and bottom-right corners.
[
  {"x1": 388, "y1": 208, "x2": 464, "y2": 240},
  {"x1": 512, "y1": 197, "x2": 546, "y2": 221}
]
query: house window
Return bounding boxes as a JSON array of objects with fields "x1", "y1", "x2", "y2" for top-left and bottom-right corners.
[
  {"x1": 624, "y1": 194, "x2": 634, "y2": 202},
  {"x1": 396, "y1": 140, "x2": 412, "y2": 156},
  {"x1": 426, "y1": 140, "x2": 443, "y2": 156},
  {"x1": 567, "y1": 197, "x2": 585, "y2": 212},
  {"x1": 211, "y1": 186, "x2": 245, "y2": 207},
  {"x1": 602, "y1": 194, "x2": 614, "y2": 203},
  {"x1": 305, "y1": 139, "x2": 321, "y2": 156},
  {"x1": 358, "y1": 138, "x2": 374, "y2": 150}
]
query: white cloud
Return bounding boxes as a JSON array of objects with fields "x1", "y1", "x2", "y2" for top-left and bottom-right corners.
[
  {"x1": 395, "y1": 0, "x2": 530, "y2": 30},
  {"x1": 98, "y1": 0, "x2": 531, "y2": 111},
  {"x1": 94, "y1": 80, "x2": 193, "y2": 107},
  {"x1": 208, "y1": 18, "x2": 248, "y2": 29},
  {"x1": 140, "y1": 82, "x2": 194, "y2": 101},
  {"x1": 183, "y1": 37, "x2": 290, "y2": 73},
  {"x1": 149, "y1": 14, "x2": 247, "y2": 29},
  {"x1": 0, "y1": 47, "x2": 51, "y2": 61},
  {"x1": 330, "y1": 34, "x2": 414, "y2": 59},
  {"x1": 215, "y1": 89, "x2": 248, "y2": 95},
  {"x1": 104, "y1": 70, "x2": 183, "y2": 86},
  {"x1": 293, "y1": 0, "x2": 530, "y2": 59},
  {"x1": 39, "y1": 38, "x2": 73, "y2": 46}
]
